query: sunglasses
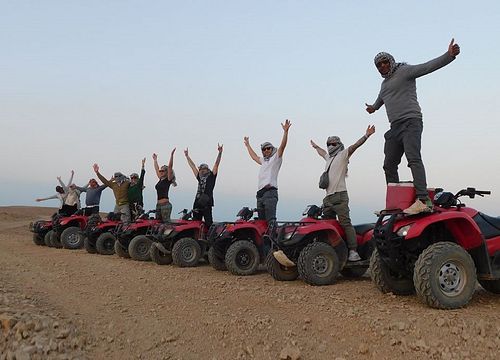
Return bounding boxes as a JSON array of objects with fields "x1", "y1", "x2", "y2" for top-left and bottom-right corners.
[
  {"x1": 159, "y1": 169, "x2": 166, "y2": 172},
  {"x1": 327, "y1": 142, "x2": 338, "y2": 147},
  {"x1": 262, "y1": 147, "x2": 272, "y2": 151}
]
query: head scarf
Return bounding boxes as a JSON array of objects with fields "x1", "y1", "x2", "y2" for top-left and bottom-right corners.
[
  {"x1": 373, "y1": 52, "x2": 405, "y2": 79},
  {"x1": 260, "y1": 142, "x2": 277, "y2": 160},
  {"x1": 113, "y1": 172, "x2": 128, "y2": 185},
  {"x1": 326, "y1": 136, "x2": 345, "y2": 158}
]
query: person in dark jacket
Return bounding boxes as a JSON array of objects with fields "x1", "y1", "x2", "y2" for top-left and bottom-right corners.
[
  {"x1": 184, "y1": 144, "x2": 223, "y2": 228},
  {"x1": 128, "y1": 158, "x2": 146, "y2": 219}
]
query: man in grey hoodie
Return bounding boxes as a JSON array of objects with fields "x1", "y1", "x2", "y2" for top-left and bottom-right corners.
[{"x1": 366, "y1": 39, "x2": 460, "y2": 215}]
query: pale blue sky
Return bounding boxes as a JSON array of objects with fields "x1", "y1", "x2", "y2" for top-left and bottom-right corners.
[{"x1": 1, "y1": 1, "x2": 499, "y2": 222}]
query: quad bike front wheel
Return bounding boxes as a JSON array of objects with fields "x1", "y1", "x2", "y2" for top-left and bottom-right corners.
[
  {"x1": 208, "y1": 246, "x2": 226, "y2": 271},
  {"x1": 96, "y1": 232, "x2": 116, "y2": 255},
  {"x1": 370, "y1": 248, "x2": 415, "y2": 295},
  {"x1": 298, "y1": 242, "x2": 340, "y2": 286},
  {"x1": 413, "y1": 242, "x2": 477, "y2": 309},
  {"x1": 172, "y1": 238, "x2": 202, "y2": 267},
  {"x1": 129, "y1": 235, "x2": 153, "y2": 261},
  {"x1": 61, "y1": 226, "x2": 84, "y2": 249},
  {"x1": 225, "y1": 240, "x2": 260, "y2": 276},
  {"x1": 114, "y1": 240, "x2": 130, "y2": 259},
  {"x1": 265, "y1": 252, "x2": 298, "y2": 281},
  {"x1": 149, "y1": 243, "x2": 173, "y2": 265}
]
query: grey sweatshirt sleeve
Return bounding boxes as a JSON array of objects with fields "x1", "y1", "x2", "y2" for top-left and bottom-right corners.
[
  {"x1": 406, "y1": 52, "x2": 455, "y2": 79},
  {"x1": 372, "y1": 95, "x2": 384, "y2": 110}
]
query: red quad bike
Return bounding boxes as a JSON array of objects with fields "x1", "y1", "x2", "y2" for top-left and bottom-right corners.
[
  {"x1": 207, "y1": 207, "x2": 269, "y2": 276},
  {"x1": 266, "y1": 205, "x2": 375, "y2": 286},
  {"x1": 51, "y1": 210, "x2": 95, "y2": 249},
  {"x1": 148, "y1": 209, "x2": 208, "y2": 267},
  {"x1": 114, "y1": 210, "x2": 159, "y2": 260},
  {"x1": 371, "y1": 186, "x2": 500, "y2": 309},
  {"x1": 83, "y1": 212, "x2": 122, "y2": 255},
  {"x1": 29, "y1": 218, "x2": 54, "y2": 246}
]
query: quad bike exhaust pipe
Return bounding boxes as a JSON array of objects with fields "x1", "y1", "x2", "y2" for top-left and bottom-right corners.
[
  {"x1": 153, "y1": 242, "x2": 171, "y2": 255},
  {"x1": 273, "y1": 250, "x2": 296, "y2": 267}
]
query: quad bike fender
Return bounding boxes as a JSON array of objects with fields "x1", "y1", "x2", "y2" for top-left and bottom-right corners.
[
  {"x1": 295, "y1": 225, "x2": 343, "y2": 247},
  {"x1": 405, "y1": 212, "x2": 483, "y2": 250},
  {"x1": 60, "y1": 217, "x2": 87, "y2": 229}
]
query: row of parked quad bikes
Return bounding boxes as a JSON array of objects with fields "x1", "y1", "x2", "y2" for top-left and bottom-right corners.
[{"x1": 29, "y1": 186, "x2": 500, "y2": 310}]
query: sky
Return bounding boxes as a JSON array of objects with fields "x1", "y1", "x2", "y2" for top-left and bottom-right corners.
[{"x1": 1, "y1": 0, "x2": 499, "y2": 223}]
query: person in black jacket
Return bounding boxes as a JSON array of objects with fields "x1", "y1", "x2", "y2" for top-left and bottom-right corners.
[{"x1": 184, "y1": 144, "x2": 223, "y2": 228}]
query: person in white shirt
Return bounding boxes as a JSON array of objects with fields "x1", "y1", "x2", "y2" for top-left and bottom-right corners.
[
  {"x1": 243, "y1": 119, "x2": 291, "y2": 226},
  {"x1": 310, "y1": 125, "x2": 375, "y2": 261}
]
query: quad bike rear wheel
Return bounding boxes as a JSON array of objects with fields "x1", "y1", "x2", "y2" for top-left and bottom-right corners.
[
  {"x1": 208, "y1": 246, "x2": 226, "y2": 271},
  {"x1": 96, "y1": 232, "x2": 116, "y2": 255},
  {"x1": 114, "y1": 240, "x2": 130, "y2": 258},
  {"x1": 225, "y1": 240, "x2": 260, "y2": 276},
  {"x1": 44, "y1": 230, "x2": 54, "y2": 247},
  {"x1": 149, "y1": 243, "x2": 173, "y2": 265},
  {"x1": 129, "y1": 235, "x2": 152, "y2": 261},
  {"x1": 61, "y1": 226, "x2": 84, "y2": 249},
  {"x1": 265, "y1": 252, "x2": 298, "y2": 281},
  {"x1": 413, "y1": 242, "x2": 477, "y2": 309},
  {"x1": 370, "y1": 248, "x2": 415, "y2": 295},
  {"x1": 32, "y1": 233, "x2": 45, "y2": 246},
  {"x1": 51, "y1": 231, "x2": 63, "y2": 249},
  {"x1": 479, "y1": 279, "x2": 500, "y2": 294},
  {"x1": 298, "y1": 242, "x2": 340, "y2": 286},
  {"x1": 84, "y1": 237, "x2": 97, "y2": 254},
  {"x1": 340, "y1": 267, "x2": 368, "y2": 278},
  {"x1": 172, "y1": 238, "x2": 202, "y2": 267}
]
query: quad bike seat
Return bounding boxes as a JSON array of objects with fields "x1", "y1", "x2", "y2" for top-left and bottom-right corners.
[
  {"x1": 353, "y1": 223, "x2": 375, "y2": 235},
  {"x1": 473, "y1": 213, "x2": 500, "y2": 239}
]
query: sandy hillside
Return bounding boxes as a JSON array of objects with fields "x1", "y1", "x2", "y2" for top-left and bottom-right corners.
[{"x1": 0, "y1": 206, "x2": 499, "y2": 360}]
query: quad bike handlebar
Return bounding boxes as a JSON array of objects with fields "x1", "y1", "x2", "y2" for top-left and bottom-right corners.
[{"x1": 456, "y1": 187, "x2": 491, "y2": 199}]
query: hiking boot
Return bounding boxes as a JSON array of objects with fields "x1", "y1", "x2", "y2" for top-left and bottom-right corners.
[
  {"x1": 348, "y1": 250, "x2": 361, "y2": 262},
  {"x1": 403, "y1": 199, "x2": 432, "y2": 215}
]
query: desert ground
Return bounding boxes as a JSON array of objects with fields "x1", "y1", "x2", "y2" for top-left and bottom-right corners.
[{"x1": 1, "y1": 206, "x2": 499, "y2": 360}]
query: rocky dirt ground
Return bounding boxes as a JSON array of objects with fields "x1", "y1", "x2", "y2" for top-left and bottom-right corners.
[{"x1": 1, "y1": 206, "x2": 499, "y2": 360}]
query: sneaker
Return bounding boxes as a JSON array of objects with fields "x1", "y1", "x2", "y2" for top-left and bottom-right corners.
[
  {"x1": 348, "y1": 250, "x2": 361, "y2": 262},
  {"x1": 403, "y1": 199, "x2": 432, "y2": 215}
]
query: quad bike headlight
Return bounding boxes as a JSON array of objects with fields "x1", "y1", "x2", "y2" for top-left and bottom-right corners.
[
  {"x1": 396, "y1": 224, "x2": 413, "y2": 237},
  {"x1": 163, "y1": 228, "x2": 173, "y2": 236},
  {"x1": 283, "y1": 231, "x2": 294, "y2": 240}
]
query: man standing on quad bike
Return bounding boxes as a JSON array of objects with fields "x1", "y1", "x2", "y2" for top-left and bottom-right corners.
[
  {"x1": 244, "y1": 119, "x2": 291, "y2": 232},
  {"x1": 310, "y1": 125, "x2": 375, "y2": 262},
  {"x1": 152, "y1": 149, "x2": 177, "y2": 222},
  {"x1": 74, "y1": 178, "x2": 107, "y2": 215},
  {"x1": 184, "y1": 144, "x2": 223, "y2": 228},
  {"x1": 128, "y1": 158, "x2": 146, "y2": 219},
  {"x1": 365, "y1": 39, "x2": 461, "y2": 215},
  {"x1": 93, "y1": 164, "x2": 131, "y2": 223}
]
